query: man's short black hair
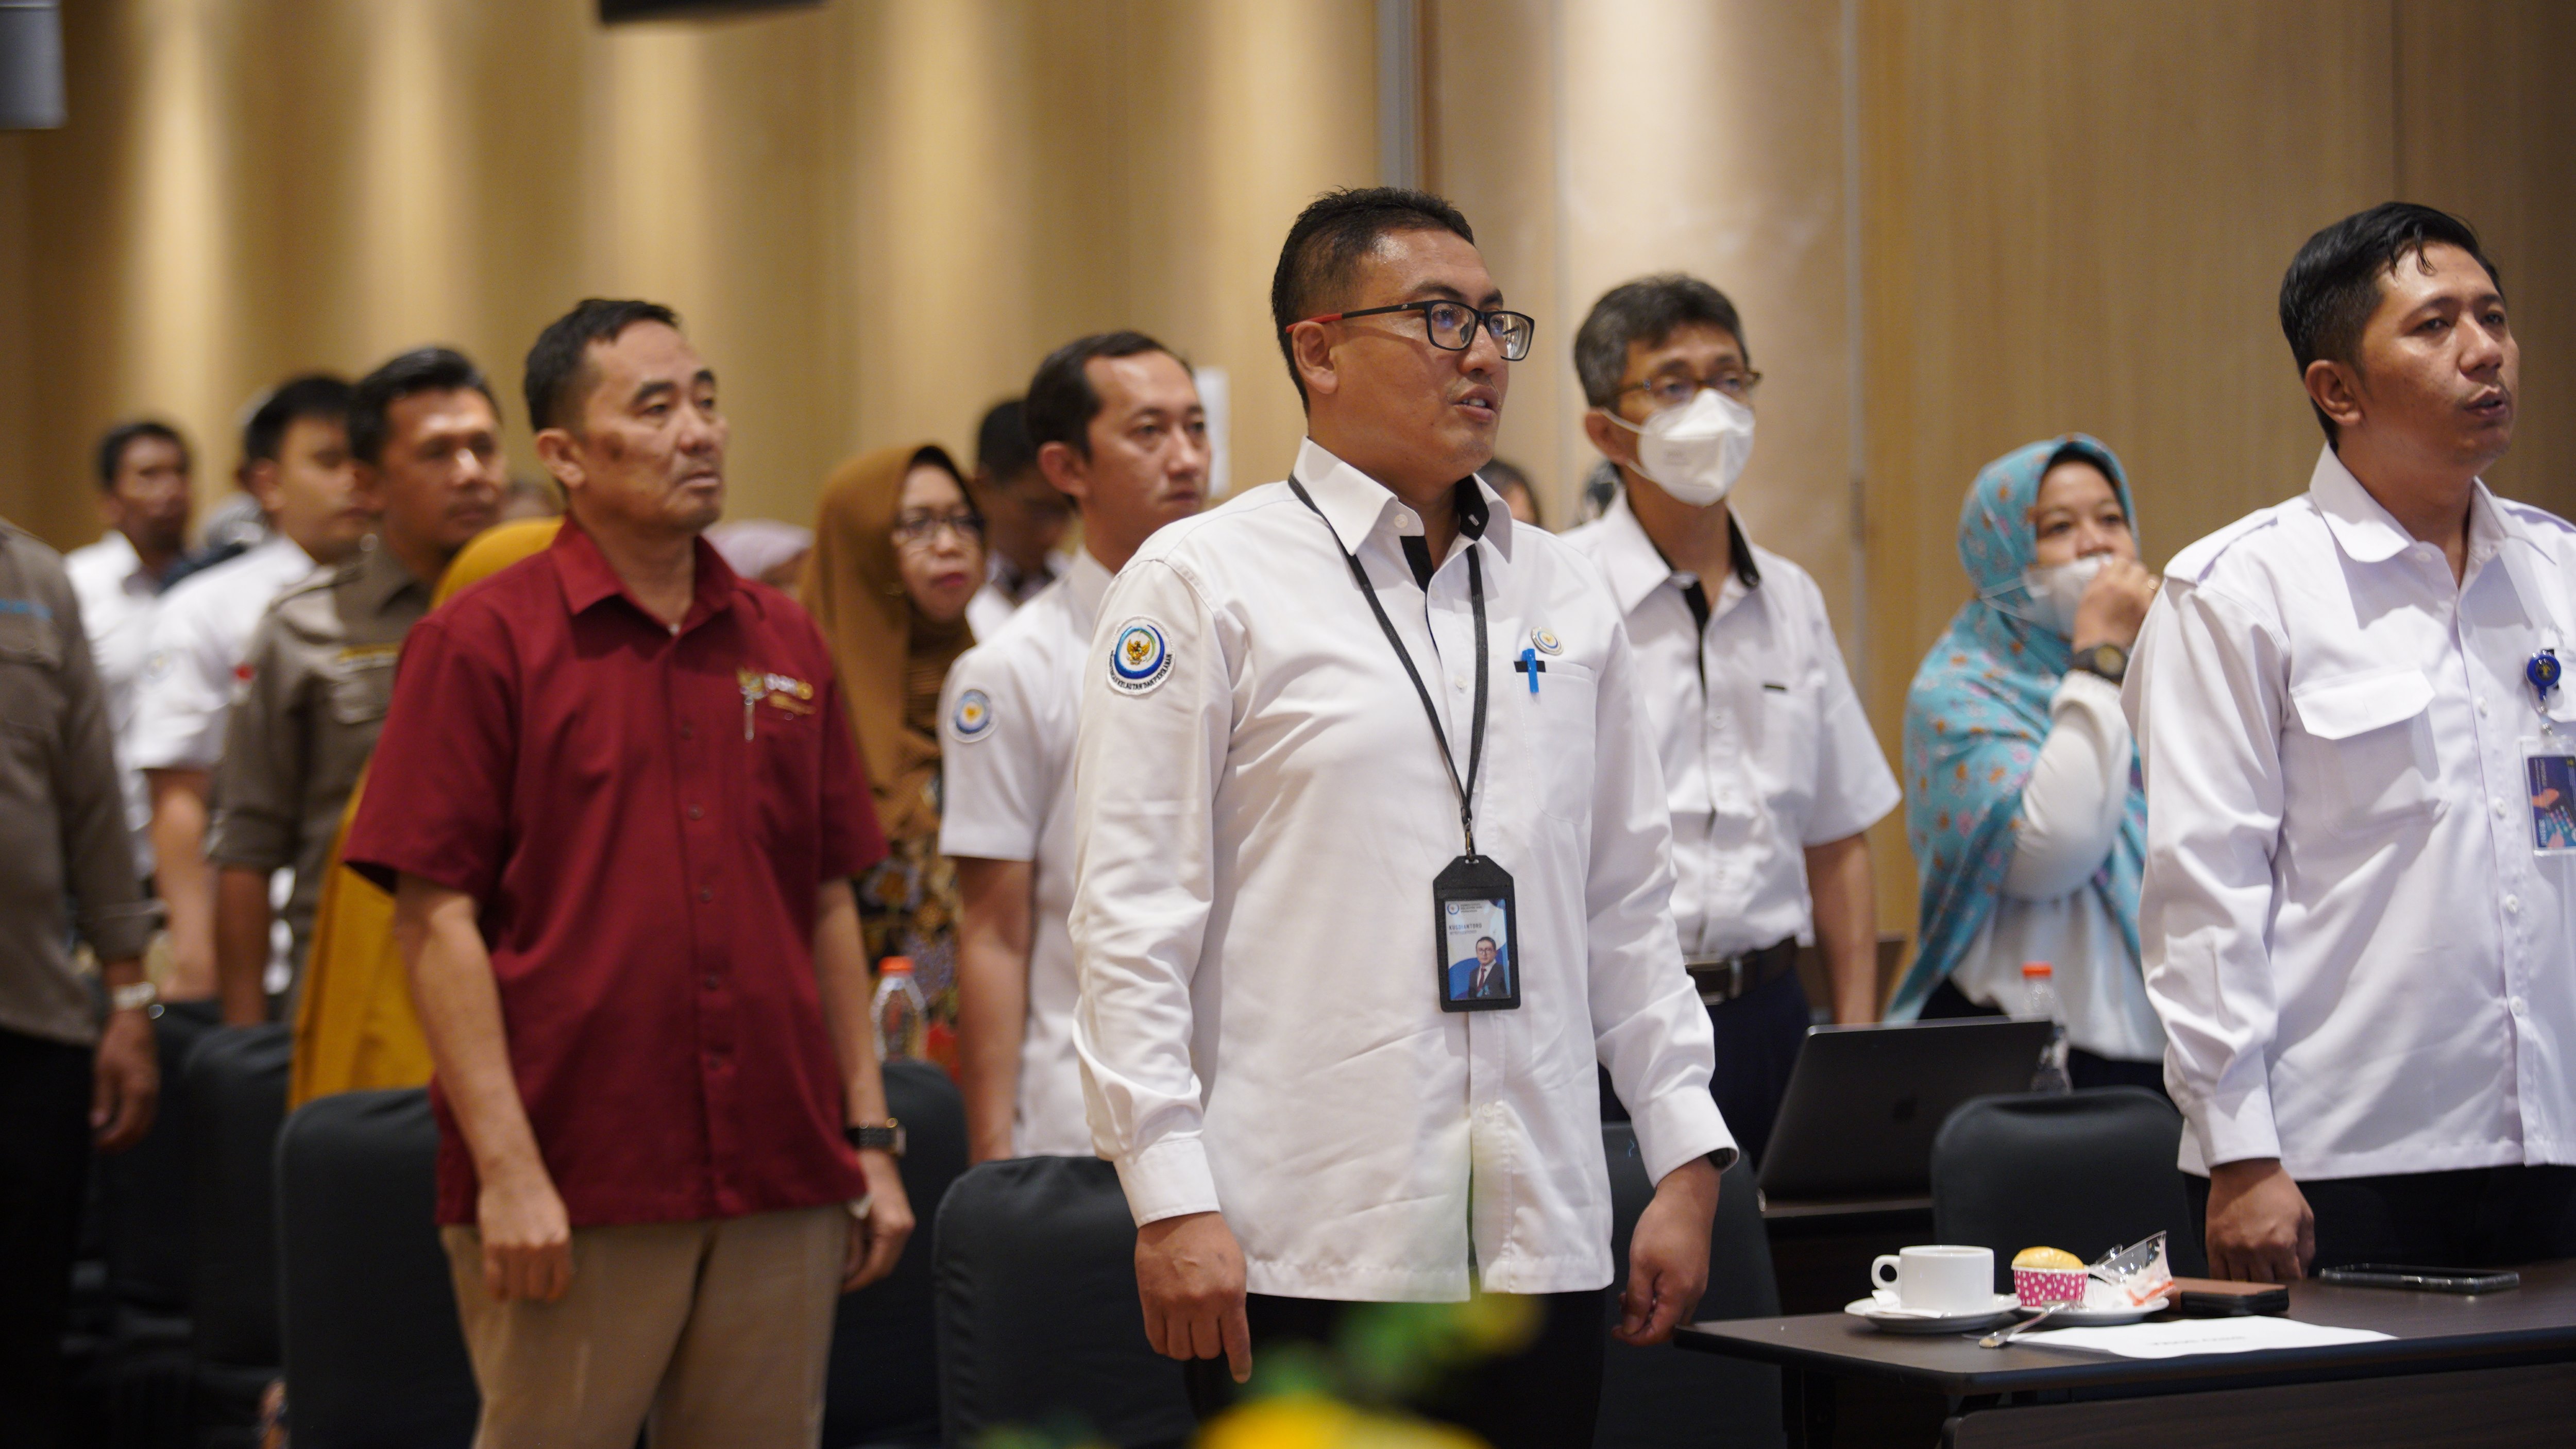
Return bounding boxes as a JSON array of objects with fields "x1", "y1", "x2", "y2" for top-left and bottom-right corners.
[
  {"x1": 242, "y1": 374, "x2": 354, "y2": 469},
  {"x1": 522, "y1": 299, "x2": 682, "y2": 435},
  {"x1": 349, "y1": 347, "x2": 498, "y2": 466},
  {"x1": 1573, "y1": 274, "x2": 1747, "y2": 409},
  {"x1": 1024, "y1": 332, "x2": 1186, "y2": 460},
  {"x1": 95, "y1": 419, "x2": 189, "y2": 489},
  {"x1": 1270, "y1": 186, "x2": 1476, "y2": 404},
  {"x1": 975, "y1": 399, "x2": 1039, "y2": 484},
  {"x1": 2279, "y1": 202, "x2": 2502, "y2": 442}
]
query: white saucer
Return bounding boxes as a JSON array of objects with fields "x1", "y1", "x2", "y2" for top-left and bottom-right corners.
[
  {"x1": 1843, "y1": 1294, "x2": 2021, "y2": 1333},
  {"x1": 2018, "y1": 1295, "x2": 2170, "y2": 1327}
]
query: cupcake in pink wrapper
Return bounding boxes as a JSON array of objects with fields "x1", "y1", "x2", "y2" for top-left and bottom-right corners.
[{"x1": 2011, "y1": 1247, "x2": 2088, "y2": 1306}]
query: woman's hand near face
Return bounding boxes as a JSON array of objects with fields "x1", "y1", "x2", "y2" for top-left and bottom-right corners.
[{"x1": 2072, "y1": 559, "x2": 2158, "y2": 652}]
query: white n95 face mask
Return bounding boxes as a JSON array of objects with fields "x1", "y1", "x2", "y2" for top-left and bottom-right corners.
[
  {"x1": 1603, "y1": 387, "x2": 1755, "y2": 507},
  {"x1": 2018, "y1": 555, "x2": 2107, "y2": 638}
]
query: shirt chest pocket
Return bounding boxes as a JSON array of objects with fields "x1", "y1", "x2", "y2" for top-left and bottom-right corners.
[
  {"x1": 2287, "y1": 668, "x2": 2441, "y2": 830},
  {"x1": 1753, "y1": 677, "x2": 1820, "y2": 807},
  {"x1": 0, "y1": 611, "x2": 64, "y2": 741},
  {"x1": 1518, "y1": 657, "x2": 1598, "y2": 824},
  {"x1": 326, "y1": 657, "x2": 395, "y2": 726}
]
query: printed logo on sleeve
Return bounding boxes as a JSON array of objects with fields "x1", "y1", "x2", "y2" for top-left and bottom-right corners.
[
  {"x1": 950, "y1": 688, "x2": 995, "y2": 742},
  {"x1": 1108, "y1": 619, "x2": 1175, "y2": 696}
]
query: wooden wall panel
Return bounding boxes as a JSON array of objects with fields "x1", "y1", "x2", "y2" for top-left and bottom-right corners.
[
  {"x1": 1854, "y1": 0, "x2": 2406, "y2": 944},
  {"x1": 2395, "y1": 0, "x2": 2576, "y2": 517},
  {"x1": 0, "y1": 0, "x2": 1378, "y2": 550}
]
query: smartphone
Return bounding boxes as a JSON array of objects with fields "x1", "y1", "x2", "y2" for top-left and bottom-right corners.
[
  {"x1": 2315, "y1": 1264, "x2": 2521, "y2": 1294},
  {"x1": 2170, "y1": 1277, "x2": 2290, "y2": 1316}
]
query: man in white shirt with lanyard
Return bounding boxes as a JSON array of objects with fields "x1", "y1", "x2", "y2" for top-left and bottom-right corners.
[
  {"x1": 1072, "y1": 188, "x2": 1730, "y2": 1448},
  {"x1": 131, "y1": 376, "x2": 364, "y2": 1001},
  {"x1": 944, "y1": 331, "x2": 1209, "y2": 1164},
  {"x1": 2129, "y1": 201, "x2": 2576, "y2": 1281},
  {"x1": 1563, "y1": 275, "x2": 1901, "y2": 1167}
]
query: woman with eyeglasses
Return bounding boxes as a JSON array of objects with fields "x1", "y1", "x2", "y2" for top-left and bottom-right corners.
[{"x1": 804, "y1": 444, "x2": 986, "y2": 1065}]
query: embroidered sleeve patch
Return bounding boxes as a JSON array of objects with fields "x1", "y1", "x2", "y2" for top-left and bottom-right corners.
[{"x1": 1107, "y1": 618, "x2": 1175, "y2": 696}]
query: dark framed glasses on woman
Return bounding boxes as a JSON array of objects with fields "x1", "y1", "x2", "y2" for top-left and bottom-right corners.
[
  {"x1": 891, "y1": 509, "x2": 984, "y2": 549},
  {"x1": 1286, "y1": 300, "x2": 1536, "y2": 362}
]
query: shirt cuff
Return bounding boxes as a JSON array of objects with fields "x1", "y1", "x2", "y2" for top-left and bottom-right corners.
[
  {"x1": 1629, "y1": 1084, "x2": 1740, "y2": 1184},
  {"x1": 2053, "y1": 668, "x2": 2127, "y2": 717},
  {"x1": 2191, "y1": 1078, "x2": 2282, "y2": 1168},
  {"x1": 79, "y1": 898, "x2": 162, "y2": 964},
  {"x1": 1112, "y1": 1132, "x2": 1223, "y2": 1228}
]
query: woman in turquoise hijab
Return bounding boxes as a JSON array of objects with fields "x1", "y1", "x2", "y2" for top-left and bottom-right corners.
[{"x1": 1892, "y1": 435, "x2": 2166, "y2": 1092}]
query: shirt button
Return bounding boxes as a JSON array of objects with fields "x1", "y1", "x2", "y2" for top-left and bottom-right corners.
[
  {"x1": 681, "y1": 722, "x2": 695, "y2": 740},
  {"x1": 2505, "y1": 895, "x2": 2522, "y2": 914},
  {"x1": 2512, "y1": 996, "x2": 2529, "y2": 1017},
  {"x1": 1452, "y1": 676, "x2": 1468, "y2": 691},
  {"x1": 699, "y1": 887, "x2": 714, "y2": 902},
  {"x1": 703, "y1": 973, "x2": 721, "y2": 990},
  {"x1": 688, "y1": 805, "x2": 704, "y2": 821},
  {"x1": 2495, "y1": 799, "x2": 2510, "y2": 819},
  {"x1": 2478, "y1": 699, "x2": 2491, "y2": 718}
]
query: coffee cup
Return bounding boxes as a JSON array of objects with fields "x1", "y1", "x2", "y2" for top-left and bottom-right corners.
[{"x1": 1870, "y1": 1245, "x2": 1995, "y2": 1315}]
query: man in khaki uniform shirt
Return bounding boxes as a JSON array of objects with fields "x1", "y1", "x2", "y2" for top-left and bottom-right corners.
[
  {"x1": 210, "y1": 347, "x2": 503, "y2": 1022},
  {"x1": 1, "y1": 519, "x2": 160, "y2": 1445}
]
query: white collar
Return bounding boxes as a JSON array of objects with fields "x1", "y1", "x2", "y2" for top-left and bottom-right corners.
[{"x1": 1291, "y1": 437, "x2": 1515, "y2": 564}]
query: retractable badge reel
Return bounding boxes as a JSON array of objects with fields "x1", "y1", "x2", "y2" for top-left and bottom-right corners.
[{"x1": 2521, "y1": 649, "x2": 2576, "y2": 856}]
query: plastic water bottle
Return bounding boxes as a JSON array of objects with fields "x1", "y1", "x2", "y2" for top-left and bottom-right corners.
[
  {"x1": 2021, "y1": 961, "x2": 2073, "y2": 1094},
  {"x1": 872, "y1": 957, "x2": 927, "y2": 1063}
]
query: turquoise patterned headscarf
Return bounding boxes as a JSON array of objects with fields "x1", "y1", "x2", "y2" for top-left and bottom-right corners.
[{"x1": 1888, "y1": 435, "x2": 2145, "y2": 1020}]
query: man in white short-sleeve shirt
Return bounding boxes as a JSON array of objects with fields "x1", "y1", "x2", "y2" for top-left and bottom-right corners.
[
  {"x1": 2128, "y1": 202, "x2": 2576, "y2": 1281},
  {"x1": 1563, "y1": 275, "x2": 1901, "y2": 1167},
  {"x1": 66, "y1": 420, "x2": 197, "y2": 881},
  {"x1": 942, "y1": 333, "x2": 1208, "y2": 1163},
  {"x1": 130, "y1": 378, "x2": 364, "y2": 1000},
  {"x1": 1072, "y1": 189, "x2": 1729, "y2": 1449}
]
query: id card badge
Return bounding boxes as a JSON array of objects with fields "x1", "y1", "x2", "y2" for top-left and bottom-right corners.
[
  {"x1": 2524, "y1": 735, "x2": 2576, "y2": 856},
  {"x1": 1435, "y1": 855, "x2": 1521, "y2": 1013}
]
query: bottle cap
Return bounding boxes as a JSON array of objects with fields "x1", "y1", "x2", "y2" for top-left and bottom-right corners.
[
  {"x1": 2020, "y1": 961, "x2": 2053, "y2": 978},
  {"x1": 879, "y1": 956, "x2": 914, "y2": 976}
]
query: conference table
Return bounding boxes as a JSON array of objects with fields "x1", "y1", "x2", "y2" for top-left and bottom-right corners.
[{"x1": 1676, "y1": 1258, "x2": 2576, "y2": 1447}]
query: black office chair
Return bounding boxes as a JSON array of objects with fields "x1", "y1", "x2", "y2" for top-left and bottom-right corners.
[
  {"x1": 1596, "y1": 1124, "x2": 1785, "y2": 1449},
  {"x1": 275, "y1": 1088, "x2": 480, "y2": 1449},
  {"x1": 185, "y1": 1022, "x2": 294, "y2": 1441},
  {"x1": 1930, "y1": 1087, "x2": 2209, "y2": 1289},
  {"x1": 934, "y1": 1155, "x2": 1194, "y2": 1449},
  {"x1": 822, "y1": 1058, "x2": 967, "y2": 1449},
  {"x1": 187, "y1": 1023, "x2": 292, "y2": 1369}
]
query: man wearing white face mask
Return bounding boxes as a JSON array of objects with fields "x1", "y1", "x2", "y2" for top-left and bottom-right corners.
[{"x1": 1564, "y1": 275, "x2": 1901, "y2": 1166}]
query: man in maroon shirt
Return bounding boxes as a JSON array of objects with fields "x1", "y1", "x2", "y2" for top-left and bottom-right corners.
[{"x1": 346, "y1": 299, "x2": 913, "y2": 1448}]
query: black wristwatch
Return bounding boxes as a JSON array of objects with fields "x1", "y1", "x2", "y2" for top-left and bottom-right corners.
[
  {"x1": 846, "y1": 1119, "x2": 906, "y2": 1158},
  {"x1": 2069, "y1": 641, "x2": 2129, "y2": 685}
]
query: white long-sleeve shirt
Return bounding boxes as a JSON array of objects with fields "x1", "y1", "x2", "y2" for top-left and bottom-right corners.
[
  {"x1": 2126, "y1": 446, "x2": 2576, "y2": 1180},
  {"x1": 1951, "y1": 670, "x2": 2164, "y2": 1063},
  {"x1": 64, "y1": 531, "x2": 160, "y2": 875},
  {"x1": 1071, "y1": 439, "x2": 1732, "y2": 1302}
]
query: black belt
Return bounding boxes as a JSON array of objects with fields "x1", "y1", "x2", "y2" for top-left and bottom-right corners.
[{"x1": 1686, "y1": 937, "x2": 1799, "y2": 1005}]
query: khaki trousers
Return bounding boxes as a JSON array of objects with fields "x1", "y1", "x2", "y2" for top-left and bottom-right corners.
[{"x1": 441, "y1": 1204, "x2": 845, "y2": 1449}]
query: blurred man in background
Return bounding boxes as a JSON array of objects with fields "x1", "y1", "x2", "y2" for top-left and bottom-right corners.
[
  {"x1": 132, "y1": 375, "x2": 361, "y2": 1000},
  {"x1": 1, "y1": 517, "x2": 160, "y2": 1447},
  {"x1": 209, "y1": 349, "x2": 502, "y2": 1021},
  {"x1": 66, "y1": 419, "x2": 197, "y2": 884},
  {"x1": 964, "y1": 397, "x2": 1075, "y2": 639},
  {"x1": 945, "y1": 331, "x2": 1208, "y2": 1164}
]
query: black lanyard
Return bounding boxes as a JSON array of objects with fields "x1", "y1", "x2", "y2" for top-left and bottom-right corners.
[{"x1": 1286, "y1": 474, "x2": 1489, "y2": 856}]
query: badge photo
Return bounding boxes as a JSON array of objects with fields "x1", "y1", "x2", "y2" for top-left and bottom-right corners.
[
  {"x1": 950, "y1": 688, "x2": 995, "y2": 743},
  {"x1": 1108, "y1": 618, "x2": 1175, "y2": 696}
]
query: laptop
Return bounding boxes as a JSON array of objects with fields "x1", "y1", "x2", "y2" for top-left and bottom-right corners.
[{"x1": 1754, "y1": 1017, "x2": 2056, "y2": 1203}]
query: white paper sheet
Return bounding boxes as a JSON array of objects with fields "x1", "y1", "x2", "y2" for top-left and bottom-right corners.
[{"x1": 2030, "y1": 1316, "x2": 2393, "y2": 1359}]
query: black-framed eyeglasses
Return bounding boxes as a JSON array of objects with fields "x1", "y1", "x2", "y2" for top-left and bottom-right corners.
[
  {"x1": 1286, "y1": 300, "x2": 1536, "y2": 362},
  {"x1": 1617, "y1": 370, "x2": 1764, "y2": 409},
  {"x1": 891, "y1": 510, "x2": 985, "y2": 548}
]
